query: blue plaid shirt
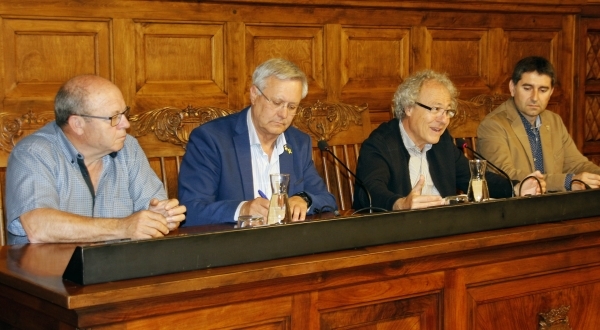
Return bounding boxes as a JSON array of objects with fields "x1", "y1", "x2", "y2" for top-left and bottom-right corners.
[
  {"x1": 6, "y1": 122, "x2": 167, "y2": 244},
  {"x1": 517, "y1": 111, "x2": 574, "y2": 190},
  {"x1": 517, "y1": 111, "x2": 544, "y2": 173}
]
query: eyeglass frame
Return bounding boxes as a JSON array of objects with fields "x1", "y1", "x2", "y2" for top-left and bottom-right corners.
[
  {"x1": 254, "y1": 85, "x2": 299, "y2": 115},
  {"x1": 414, "y1": 101, "x2": 457, "y2": 118},
  {"x1": 76, "y1": 106, "x2": 131, "y2": 127}
]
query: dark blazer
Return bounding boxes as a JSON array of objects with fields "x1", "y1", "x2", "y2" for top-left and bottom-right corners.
[
  {"x1": 353, "y1": 119, "x2": 513, "y2": 211},
  {"x1": 178, "y1": 107, "x2": 337, "y2": 226}
]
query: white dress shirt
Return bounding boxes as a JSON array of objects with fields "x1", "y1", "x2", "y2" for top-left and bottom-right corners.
[
  {"x1": 398, "y1": 121, "x2": 440, "y2": 196},
  {"x1": 233, "y1": 109, "x2": 286, "y2": 220}
]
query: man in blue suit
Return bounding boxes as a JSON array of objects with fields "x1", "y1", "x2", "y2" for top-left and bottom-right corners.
[{"x1": 178, "y1": 58, "x2": 337, "y2": 226}]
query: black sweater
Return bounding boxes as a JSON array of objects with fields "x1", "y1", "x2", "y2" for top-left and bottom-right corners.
[{"x1": 353, "y1": 119, "x2": 513, "y2": 210}]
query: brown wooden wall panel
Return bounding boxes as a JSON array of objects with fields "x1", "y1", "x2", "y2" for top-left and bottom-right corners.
[
  {"x1": 2, "y1": 18, "x2": 111, "y2": 110},
  {"x1": 0, "y1": 1, "x2": 594, "y2": 160},
  {"x1": 429, "y1": 29, "x2": 489, "y2": 96},
  {"x1": 245, "y1": 25, "x2": 325, "y2": 101},
  {"x1": 340, "y1": 27, "x2": 410, "y2": 110},
  {"x1": 133, "y1": 21, "x2": 226, "y2": 111}
]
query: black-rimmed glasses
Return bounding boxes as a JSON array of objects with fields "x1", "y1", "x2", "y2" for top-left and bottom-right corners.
[
  {"x1": 255, "y1": 85, "x2": 299, "y2": 115},
  {"x1": 415, "y1": 102, "x2": 456, "y2": 118},
  {"x1": 77, "y1": 106, "x2": 130, "y2": 127}
]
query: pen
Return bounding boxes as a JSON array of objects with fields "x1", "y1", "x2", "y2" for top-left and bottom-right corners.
[{"x1": 258, "y1": 190, "x2": 268, "y2": 199}]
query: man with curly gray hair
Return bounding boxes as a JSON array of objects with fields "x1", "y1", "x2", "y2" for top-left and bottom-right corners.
[{"x1": 353, "y1": 70, "x2": 544, "y2": 211}]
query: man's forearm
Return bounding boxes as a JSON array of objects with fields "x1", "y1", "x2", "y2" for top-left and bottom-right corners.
[{"x1": 20, "y1": 208, "x2": 125, "y2": 243}]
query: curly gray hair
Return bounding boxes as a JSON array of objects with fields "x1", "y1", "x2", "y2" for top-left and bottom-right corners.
[{"x1": 392, "y1": 70, "x2": 458, "y2": 119}]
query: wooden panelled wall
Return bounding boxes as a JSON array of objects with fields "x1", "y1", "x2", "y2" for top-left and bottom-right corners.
[{"x1": 1, "y1": 0, "x2": 600, "y2": 164}]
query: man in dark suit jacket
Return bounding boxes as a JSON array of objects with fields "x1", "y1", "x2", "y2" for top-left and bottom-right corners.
[
  {"x1": 353, "y1": 70, "x2": 545, "y2": 211},
  {"x1": 178, "y1": 58, "x2": 336, "y2": 226}
]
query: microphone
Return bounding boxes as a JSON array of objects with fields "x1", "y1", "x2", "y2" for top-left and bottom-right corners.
[
  {"x1": 317, "y1": 140, "x2": 387, "y2": 214},
  {"x1": 455, "y1": 138, "x2": 514, "y2": 197}
]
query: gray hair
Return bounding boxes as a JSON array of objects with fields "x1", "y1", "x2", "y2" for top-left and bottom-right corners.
[
  {"x1": 252, "y1": 58, "x2": 308, "y2": 98},
  {"x1": 392, "y1": 70, "x2": 458, "y2": 119},
  {"x1": 54, "y1": 75, "x2": 95, "y2": 127}
]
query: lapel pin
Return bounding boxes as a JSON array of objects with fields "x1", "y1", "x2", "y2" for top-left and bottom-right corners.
[{"x1": 284, "y1": 144, "x2": 292, "y2": 154}]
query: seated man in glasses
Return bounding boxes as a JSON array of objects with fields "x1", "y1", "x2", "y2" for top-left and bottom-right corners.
[
  {"x1": 353, "y1": 70, "x2": 545, "y2": 211},
  {"x1": 178, "y1": 58, "x2": 337, "y2": 226},
  {"x1": 6, "y1": 75, "x2": 186, "y2": 245}
]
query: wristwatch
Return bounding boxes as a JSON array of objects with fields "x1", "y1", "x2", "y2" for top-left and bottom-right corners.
[{"x1": 293, "y1": 191, "x2": 312, "y2": 208}]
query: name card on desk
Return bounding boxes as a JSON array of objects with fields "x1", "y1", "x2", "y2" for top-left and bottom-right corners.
[{"x1": 63, "y1": 190, "x2": 600, "y2": 285}]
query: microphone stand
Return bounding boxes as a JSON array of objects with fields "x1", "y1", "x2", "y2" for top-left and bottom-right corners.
[{"x1": 317, "y1": 140, "x2": 387, "y2": 214}]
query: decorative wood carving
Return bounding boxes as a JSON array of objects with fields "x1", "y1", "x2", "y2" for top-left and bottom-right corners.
[
  {"x1": 584, "y1": 31, "x2": 600, "y2": 143},
  {"x1": 585, "y1": 32, "x2": 600, "y2": 80},
  {"x1": 129, "y1": 105, "x2": 232, "y2": 149},
  {"x1": 584, "y1": 95, "x2": 600, "y2": 142},
  {"x1": 539, "y1": 305, "x2": 572, "y2": 330},
  {"x1": 293, "y1": 100, "x2": 368, "y2": 142},
  {"x1": 0, "y1": 110, "x2": 55, "y2": 153},
  {"x1": 448, "y1": 94, "x2": 509, "y2": 132},
  {"x1": 447, "y1": 93, "x2": 510, "y2": 142}
]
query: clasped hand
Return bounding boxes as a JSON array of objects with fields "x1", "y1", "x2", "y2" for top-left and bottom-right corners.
[
  {"x1": 515, "y1": 171, "x2": 546, "y2": 195},
  {"x1": 124, "y1": 198, "x2": 186, "y2": 239}
]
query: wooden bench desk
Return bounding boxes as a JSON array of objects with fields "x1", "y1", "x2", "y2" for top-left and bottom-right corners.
[{"x1": 1, "y1": 209, "x2": 600, "y2": 329}]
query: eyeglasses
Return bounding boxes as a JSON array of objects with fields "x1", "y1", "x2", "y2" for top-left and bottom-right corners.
[
  {"x1": 415, "y1": 102, "x2": 456, "y2": 118},
  {"x1": 255, "y1": 85, "x2": 299, "y2": 115},
  {"x1": 77, "y1": 106, "x2": 130, "y2": 127}
]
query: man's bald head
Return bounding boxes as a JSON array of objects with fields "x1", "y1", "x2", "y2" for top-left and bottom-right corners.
[{"x1": 54, "y1": 75, "x2": 115, "y2": 127}]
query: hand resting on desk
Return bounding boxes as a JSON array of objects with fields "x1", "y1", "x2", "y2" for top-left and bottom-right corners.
[
  {"x1": 20, "y1": 198, "x2": 186, "y2": 243},
  {"x1": 392, "y1": 175, "x2": 444, "y2": 211},
  {"x1": 393, "y1": 171, "x2": 547, "y2": 211}
]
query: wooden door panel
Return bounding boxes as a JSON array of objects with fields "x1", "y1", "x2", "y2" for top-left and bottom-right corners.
[
  {"x1": 320, "y1": 294, "x2": 439, "y2": 330},
  {"x1": 318, "y1": 273, "x2": 443, "y2": 329},
  {"x1": 468, "y1": 265, "x2": 600, "y2": 330}
]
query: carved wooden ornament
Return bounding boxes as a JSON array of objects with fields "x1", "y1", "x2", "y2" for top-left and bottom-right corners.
[
  {"x1": 539, "y1": 305, "x2": 572, "y2": 330},
  {"x1": 293, "y1": 100, "x2": 368, "y2": 141},
  {"x1": 129, "y1": 105, "x2": 232, "y2": 148},
  {"x1": 447, "y1": 94, "x2": 508, "y2": 132},
  {"x1": 0, "y1": 110, "x2": 55, "y2": 153}
]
